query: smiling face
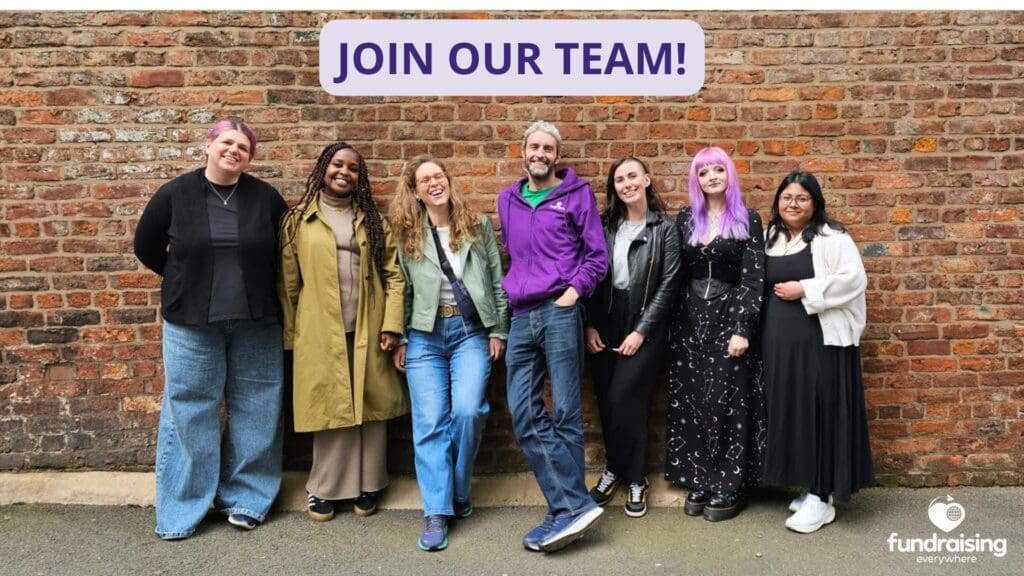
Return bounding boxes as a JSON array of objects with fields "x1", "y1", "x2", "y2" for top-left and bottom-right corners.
[
  {"x1": 205, "y1": 129, "x2": 251, "y2": 179},
  {"x1": 522, "y1": 130, "x2": 559, "y2": 183},
  {"x1": 413, "y1": 161, "x2": 450, "y2": 209},
  {"x1": 697, "y1": 163, "x2": 728, "y2": 198},
  {"x1": 322, "y1": 148, "x2": 361, "y2": 199},
  {"x1": 778, "y1": 182, "x2": 814, "y2": 233},
  {"x1": 613, "y1": 160, "x2": 650, "y2": 213}
]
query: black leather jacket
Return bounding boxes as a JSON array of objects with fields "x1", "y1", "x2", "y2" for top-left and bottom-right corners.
[{"x1": 585, "y1": 210, "x2": 682, "y2": 337}]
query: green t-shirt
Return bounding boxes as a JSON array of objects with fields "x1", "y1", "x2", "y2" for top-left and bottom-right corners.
[{"x1": 520, "y1": 182, "x2": 558, "y2": 208}]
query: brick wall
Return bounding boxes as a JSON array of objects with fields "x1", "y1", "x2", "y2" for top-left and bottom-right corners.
[{"x1": 1, "y1": 11, "x2": 1021, "y2": 486}]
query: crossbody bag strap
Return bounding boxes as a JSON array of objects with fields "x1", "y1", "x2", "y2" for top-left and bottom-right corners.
[{"x1": 429, "y1": 224, "x2": 459, "y2": 284}]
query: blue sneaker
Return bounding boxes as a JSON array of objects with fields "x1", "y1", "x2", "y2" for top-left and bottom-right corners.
[
  {"x1": 453, "y1": 500, "x2": 473, "y2": 519},
  {"x1": 539, "y1": 506, "x2": 604, "y2": 552},
  {"x1": 522, "y1": 517, "x2": 555, "y2": 552},
  {"x1": 417, "y1": 515, "x2": 448, "y2": 552},
  {"x1": 227, "y1": 513, "x2": 258, "y2": 530}
]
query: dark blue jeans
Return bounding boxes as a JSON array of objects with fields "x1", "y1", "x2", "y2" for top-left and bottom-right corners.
[{"x1": 505, "y1": 301, "x2": 596, "y2": 520}]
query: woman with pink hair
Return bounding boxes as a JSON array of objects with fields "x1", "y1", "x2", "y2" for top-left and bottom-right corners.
[
  {"x1": 664, "y1": 146, "x2": 766, "y2": 522},
  {"x1": 135, "y1": 117, "x2": 288, "y2": 539}
]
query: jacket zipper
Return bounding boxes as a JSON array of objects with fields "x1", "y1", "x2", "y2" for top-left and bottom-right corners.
[
  {"x1": 704, "y1": 259, "x2": 712, "y2": 299},
  {"x1": 640, "y1": 238, "x2": 656, "y2": 312}
]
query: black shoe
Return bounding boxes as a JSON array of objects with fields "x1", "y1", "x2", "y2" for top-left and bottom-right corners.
[
  {"x1": 307, "y1": 493, "x2": 335, "y2": 522},
  {"x1": 354, "y1": 491, "x2": 378, "y2": 517},
  {"x1": 588, "y1": 469, "x2": 620, "y2": 506},
  {"x1": 684, "y1": 489, "x2": 710, "y2": 517},
  {"x1": 703, "y1": 492, "x2": 747, "y2": 522}
]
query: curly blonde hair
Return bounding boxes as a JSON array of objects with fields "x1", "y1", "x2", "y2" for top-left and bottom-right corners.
[{"x1": 390, "y1": 155, "x2": 479, "y2": 259}]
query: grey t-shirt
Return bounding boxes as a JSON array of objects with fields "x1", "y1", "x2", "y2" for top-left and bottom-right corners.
[
  {"x1": 206, "y1": 182, "x2": 251, "y2": 322},
  {"x1": 612, "y1": 219, "x2": 645, "y2": 289}
]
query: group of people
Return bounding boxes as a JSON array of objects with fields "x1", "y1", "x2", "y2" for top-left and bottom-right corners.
[{"x1": 134, "y1": 117, "x2": 875, "y2": 551}]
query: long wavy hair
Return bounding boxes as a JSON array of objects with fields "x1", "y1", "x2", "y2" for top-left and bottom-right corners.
[
  {"x1": 686, "y1": 146, "x2": 750, "y2": 245},
  {"x1": 280, "y1": 142, "x2": 390, "y2": 288},
  {"x1": 766, "y1": 170, "x2": 848, "y2": 248},
  {"x1": 602, "y1": 156, "x2": 667, "y2": 223},
  {"x1": 390, "y1": 154, "x2": 479, "y2": 259}
]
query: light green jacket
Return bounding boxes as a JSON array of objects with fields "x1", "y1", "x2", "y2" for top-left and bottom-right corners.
[{"x1": 398, "y1": 213, "x2": 509, "y2": 340}]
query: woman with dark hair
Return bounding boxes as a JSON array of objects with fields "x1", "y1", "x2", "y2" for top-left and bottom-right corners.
[
  {"x1": 134, "y1": 117, "x2": 288, "y2": 539},
  {"x1": 279, "y1": 142, "x2": 408, "y2": 523},
  {"x1": 760, "y1": 170, "x2": 875, "y2": 533},
  {"x1": 665, "y1": 146, "x2": 766, "y2": 522},
  {"x1": 584, "y1": 157, "x2": 680, "y2": 518},
  {"x1": 389, "y1": 154, "x2": 508, "y2": 551}
]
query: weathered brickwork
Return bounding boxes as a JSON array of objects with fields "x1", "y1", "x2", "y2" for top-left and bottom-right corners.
[{"x1": 1, "y1": 11, "x2": 1022, "y2": 486}]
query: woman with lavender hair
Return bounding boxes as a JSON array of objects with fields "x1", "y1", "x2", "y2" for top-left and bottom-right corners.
[{"x1": 664, "y1": 146, "x2": 766, "y2": 522}]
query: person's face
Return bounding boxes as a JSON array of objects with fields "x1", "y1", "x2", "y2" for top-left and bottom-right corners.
[
  {"x1": 322, "y1": 148, "x2": 361, "y2": 198},
  {"x1": 413, "y1": 161, "x2": 450, "y2": 209},
  {"x1": 697, "y1": 163, "x2": 728, "y2": 198},
  {"x1": 205, "y1": 129, "x2": 251, "y2": 176},
  {"x1": 778, "y1": 182, "x2": 815, "y2": 232},
  {"x1": 522, "y1": 131, "x2": 559, "y2": 181},
  {"x1": 613, "y1": 160, "x2": 650, "y2": 212}
]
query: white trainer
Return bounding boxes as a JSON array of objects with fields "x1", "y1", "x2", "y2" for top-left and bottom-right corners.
[
  {"x1": 785, "y1": 494, "x2": 835, "y2": 534},
  {"x1": 788, "y1": 491, "x2": 808, "y2": 513}
]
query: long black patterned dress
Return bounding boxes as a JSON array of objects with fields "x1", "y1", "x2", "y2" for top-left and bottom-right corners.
[{"x1": 665, "y1": 207, "x2": 766, "y2": 494}]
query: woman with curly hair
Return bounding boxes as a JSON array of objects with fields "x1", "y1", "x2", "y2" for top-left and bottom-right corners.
[
  {"x1": 389, "y1": 155, "x2": 508, "y2": 551},
  {"x1": 279, "y1": 142, "x2": 408, "y2": 523}
]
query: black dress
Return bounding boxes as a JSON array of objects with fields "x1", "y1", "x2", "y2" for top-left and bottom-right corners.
[
  {"x1": 665, "y1": 208, "x2": 766, "y2": 494},
  {"x1": 760, "y1": 245, "x2": 876, "y2": 501}
]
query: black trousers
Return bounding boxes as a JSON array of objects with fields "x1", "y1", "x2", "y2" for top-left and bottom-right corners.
[{"x1": 591, "y1": 289, "x2": 668, "y2": 484}]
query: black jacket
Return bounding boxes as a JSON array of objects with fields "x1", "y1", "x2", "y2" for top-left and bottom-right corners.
[
  {"x1": 586, "y1": 210, "x2": 682, "y2": 337},
  {"x1": 133, "y1": 168, "x2": 288, "y2": 327}
]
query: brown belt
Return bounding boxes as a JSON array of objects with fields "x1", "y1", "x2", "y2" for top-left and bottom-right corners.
[{"x1": 438, "y1": 303, "x2": 461, "y2": 318}]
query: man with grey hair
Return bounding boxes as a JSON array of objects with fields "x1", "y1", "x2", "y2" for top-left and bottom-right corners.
[{"x1": 497, "y1": 120, "x2": 608, "y2": 552}]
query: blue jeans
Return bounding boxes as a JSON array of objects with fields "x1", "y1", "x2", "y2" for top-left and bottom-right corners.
[
  {"x1": 505, "y1": 301, "x2": 596, "y2": 520},
  {"x1": 155, "y1": 320, "x2": 284, "y2": 539},
  {"x1": 406, "y1": 316, "x2": 491, "y2": 516}
]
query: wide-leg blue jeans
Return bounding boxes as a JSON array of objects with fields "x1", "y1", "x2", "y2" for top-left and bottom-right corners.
[{"x1": 155, "y1": 319, "x2": 283, "y2": 539}]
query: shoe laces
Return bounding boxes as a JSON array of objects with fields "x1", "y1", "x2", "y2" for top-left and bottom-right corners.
[
  {"x1": 629, "y1": 482, "x2": 647, "y2": 501},
  {"x1": 425, "y1": 515, "x2": 446, "y2": 531},
  {"x1": 596, "y1": 470, "x2": 618, "y2": 492}
]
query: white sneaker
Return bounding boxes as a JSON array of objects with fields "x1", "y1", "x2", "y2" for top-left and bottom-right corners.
[
  {"x1": 785, "y1": 494, "x2": 835, "y2": 534},
  {"x1": 788, "y1": 491, "x2": 808, "y2": 513}
]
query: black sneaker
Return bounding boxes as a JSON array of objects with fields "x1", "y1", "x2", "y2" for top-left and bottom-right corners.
[
  {"x1": 354, "y1": 491, "x2": 378, "y2": 517},
  {"x1": 307, "y1": 493, "x2": 335, "y2": 522},
  {"x1": 588, "y1": 469, "x2": 620, "y2": 506},
  {"x1": 624, "y1": 479, "x2": 649, "y2": 518},
  {"x1": 227, "y1": 513, "x2": 258, "y2": 530},
  {"x1": 453, "y1": 500, "x2": 473, "y2": 519}
]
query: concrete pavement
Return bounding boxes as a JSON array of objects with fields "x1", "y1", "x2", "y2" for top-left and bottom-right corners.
[{"x1": 1, "y1": 486, "x2": 1021, "y2": 576}]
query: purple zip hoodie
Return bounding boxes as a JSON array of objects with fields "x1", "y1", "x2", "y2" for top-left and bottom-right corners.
[{"x1": 498, "y1": 167, "x2": 609, "y2": 316}]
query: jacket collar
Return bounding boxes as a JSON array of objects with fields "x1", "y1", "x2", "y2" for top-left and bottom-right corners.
[{"x1": 422, "y1": 217, "x2": 469, "y2": 268}]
